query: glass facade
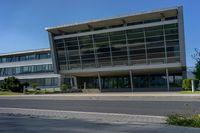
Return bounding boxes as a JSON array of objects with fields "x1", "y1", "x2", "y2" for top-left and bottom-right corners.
[
  {"x1": 20, "y1": 77, "x2": 58, "y2": 86},
  {"x1": 48, "y1": 8, "x2": 186, "y2": 91},
  {"x1": 54, "y1": 23, "x2": 180, "y2": 70},
  {"x1": 0, "y1": 52, "x2": 51, "y2": 63},
  {"x1": 77, "y1": 73, "x2": 182, "y2": 91},
  {"x1": 0, "y1": 64, "x2": 53, "y2": 76},
  {"x1": 0, "y1": 49, "x2": 60, "y2": 87},
  {"x1": 0, "y1": 77, "x2": 59, "y2": 87}
]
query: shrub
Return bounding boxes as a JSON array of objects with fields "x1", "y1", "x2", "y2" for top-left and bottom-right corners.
[
  {"x1": 0, "y1": 76, "x2": 27, "y2": 92},
  {"x1": 60, "y1": 84, "x2": 70, "y2": 92},
  {"x1": 31, "y1": 83, "x2": 38, "y2": 89},
  {"x1": 182, "y1": 78, "x2": 199, "y2": 91}
]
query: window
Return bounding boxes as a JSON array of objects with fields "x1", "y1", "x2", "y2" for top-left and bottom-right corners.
[{"x1": 165, "y1": 16, "x2": 177, "y2": 21}]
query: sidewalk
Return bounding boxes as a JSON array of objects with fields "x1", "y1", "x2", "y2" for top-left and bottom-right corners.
[
  {"x1": 1, "y1": 92, "x2": 200, "y2": 97},
  {"x1": 0, "y1": 108, "x2": 200, "y2": 133},
  {"x1": 1, "y1": 113, "x2": 200, "y2": 133},
  {"x1": 0, "y1": 107, "x2": 166, "y2": 124},
  {"x1": 0, "y1": 92, "x2": 199, "y2": 101}
]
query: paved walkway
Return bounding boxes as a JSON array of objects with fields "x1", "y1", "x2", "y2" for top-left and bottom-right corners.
[
  {"x1": 0, "y1": 107, "x2": 166, "y2": 124},
  {"x1": 0, "y1": 111, "x2": 200, "y2": 133},
  {"x1": 0, "y1": 92, "x2": 199, "y2": 101},
  {"x1": 1, "y1": 92, "x2": 200, "y2": 97}
]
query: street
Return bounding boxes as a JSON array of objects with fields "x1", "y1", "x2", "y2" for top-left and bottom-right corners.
[
  {"x1": 0, "y1": 98, "x2": 200, "y2": 116},
  {"x1": 0, "y1": 95, "x2": 200, "y2": 132}
]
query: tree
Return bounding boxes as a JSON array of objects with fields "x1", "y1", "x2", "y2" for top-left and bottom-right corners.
[
  {"x1": 192, "y1": 48, "x2": 200, "y2": 79},
  {"x1": 0, "y1": 76, "x2": 25, "y2": 92},
  {"x1": 182, "y1": 78, "x2": 199, "y2": 91},
  {"x1": 22, "y1": 82, "x2": 30, "y2": 88}
]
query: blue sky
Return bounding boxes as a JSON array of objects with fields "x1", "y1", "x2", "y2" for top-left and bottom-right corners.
[{"x1": 0, "y1": 0, "x2": 199, "y2": 66}]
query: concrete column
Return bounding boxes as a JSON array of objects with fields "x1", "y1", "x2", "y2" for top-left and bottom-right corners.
[
  {"x1": 125, "y1": 30, "x2": 130, "y2": 65},
  {"x1": 77, "y1": 37, "x2": 82, "y2": 69},
  {"x1": 91, "y1": 34, "x2": 98, "y2": 67},
  {"x1": 48, "y1": 32, "x2": 59, "y2": 73},
  {"x1": 84, "y1": 82, "x2": 86, "y2": 89},
  {"x1": 73, "y1": 76, "x2": 78, "y2": 89},
  {"x1": 163, "y1": 25, "x2": 168, "y2": 64},
  {"x1": 166, "y1": 68, "x2": 170, "y2": 91},
  {"x1": 58, "y1": 75, "x2": 62, "y2": 87},
  {"x1": 70, "y1": 75, "x2": 73, "y2": 89},
  {"x1": 108, "y1": 33, "x2": 113, "y2": 66},
  {"x1": 98, "y1": 72, "x2": 102, "y2": 92},
  {"x1": 178, "y1": 6, "x2": 187, "y2": 68},
  {"x1": 129, "y1": 70, "x2": 134, "y2": 92},
  {"x1": 143, "y1": 29, "x2": 148, "y2": 64},
  {"x1": 59, "y1": 74, "x2": 64, "y2": 85},
  {"x1": 63, "y1": 40, "x2": 70, "y2": 70}
]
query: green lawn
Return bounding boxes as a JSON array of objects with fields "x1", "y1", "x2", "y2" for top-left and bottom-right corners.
[
  {"x1": 180, "y1": 91, "x2": 200, "y2": 94},
  {"x1": 0, "y1": 91, "x2": 23, "y2": 95}
]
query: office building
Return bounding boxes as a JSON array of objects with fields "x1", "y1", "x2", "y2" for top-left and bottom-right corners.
[
  {"x1": 0, "y1": 49, "x2": 60, "y2": 88},
  {"x1": 40, "y1": 7, "x2": 187, "y2": 91}
]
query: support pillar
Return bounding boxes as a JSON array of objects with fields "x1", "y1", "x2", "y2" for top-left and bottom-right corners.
[
  {"x1": 166, "y1": 68, "x2": 170, "y2": 91},
  {"x1": 73, "y1": 76, "x2": 78, "y2": 89},
  {"x1": 58, "y1": 75, "x2": 62, "y2": 86},
  {"x1": 129, "y1": 70, "x2": 134, "y2": 92},
  {"x1": 98, "y1": 72, "x2": 102, "y2": 92},
  {"x1": 70, "y1": 75, "x2": 73, "y2": 89}
]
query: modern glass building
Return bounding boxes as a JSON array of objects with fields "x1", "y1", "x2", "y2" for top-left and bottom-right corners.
[
  {"x1": 0, "y1": 48, "x2": 60, "y2": 88},
  {"x1": 46, "y1": 6, "x2": 186, "y2": 92}
]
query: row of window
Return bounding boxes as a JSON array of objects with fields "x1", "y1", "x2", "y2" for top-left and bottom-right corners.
[
  {"x1": 54, "y1": 23, "x2": 180, "y2": 70},
  {"x1": 78, "y1": 73, "x2": 182, "y2": 90},
  {"x1": 20, "y1": 78, "x2": 59, "y2": 86},
  {"x1": 55, "y1": 24, "x2": 178, "y2": 45},
  {"x1": 57, "y1": 39, "x2": 179, "y2": 56},
  {"x1": 0, "y1": 52, "x2": 51, "y2": 63},
  {"x1": 59, "y1": 45, "x2": 179, "y2": 61},
  {"x1": 55, "y1": 24, "x2": 178, "y2": 51},
  {"x1": 0, "y1": 64, "x2": 53, "y2": 76}
]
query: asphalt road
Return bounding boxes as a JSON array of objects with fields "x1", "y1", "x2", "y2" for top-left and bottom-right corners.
[
  {"x1": 0, "y1": 99, "x2": 200, "y2": 116},
  {"x1": 1, "y1": 114, "x2": 200, "y2": 133}
]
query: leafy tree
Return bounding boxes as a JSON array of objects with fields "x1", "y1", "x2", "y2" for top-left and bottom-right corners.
[
  {"x1": 192, "y1": 48, "x2": 200, "y2": 79},
  {"x1": 182, "y1": 78, "x2": 199, "y2": 90},
  {"x1": 23, "y1": 82, "x2": 30, "y2": 88},
  {"x1": 1, "y1": 76, "x2": 24, "y2": 92}
]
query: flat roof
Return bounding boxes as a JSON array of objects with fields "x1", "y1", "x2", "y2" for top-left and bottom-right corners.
[
  {"x1": 45, "y1": 6, "x2": 180, "y2": 34},
  {"x1": 0, "y1": 48, "x2": 50, "y2": 57}
]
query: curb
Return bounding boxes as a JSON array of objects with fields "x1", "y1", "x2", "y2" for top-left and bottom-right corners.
[{"x1": 0, "y1": 107, "x2": 166, "y2": 124}]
